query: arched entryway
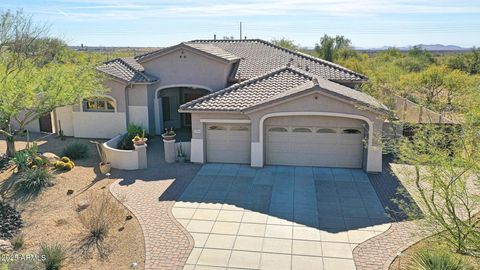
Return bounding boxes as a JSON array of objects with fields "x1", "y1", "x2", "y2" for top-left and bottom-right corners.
[{"x1": 154, "y1": 85, "x2": 211, "y2": 139}]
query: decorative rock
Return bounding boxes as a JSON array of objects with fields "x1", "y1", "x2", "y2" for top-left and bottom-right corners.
[
  {"x1": 126, "y1": 215, "x2": 133, "y2": 221},
  {"x1": 0, "y1": 239, "x2": 12, "y2": 252},
  {"x1": 42, "y1": 152, "x2": 60, "y2": 164},
  {"x1": 0, "y1": 202, "x2": 23, "y2": 239},
  {"x1": 76, "y1": 200, "x2": 90, "y2": 212},
  {"x1": 66, "y1": 190, "x2": 74, "y2": 196}
]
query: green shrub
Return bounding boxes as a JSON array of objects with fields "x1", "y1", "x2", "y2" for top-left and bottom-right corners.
[
  {"x1": 11, "y1": 234, "x2": 24, "y2": 250},
  {"x1": 118, "y1": 123, "x2": 148, "y2": 150},
  {"x1": 12, "y1": 150, "x2": 31, "y2": 171},
  {"x1": 409, "y1": 249, "x2": 474, "y2": 270},
  {"x1": 14, "y1": 167, "x2": 54, "y2": 195},
  {"x1": 61, "y1": 143, "x2": 89, "y2": 160},
  {"x1": 39, "y1": 243, "x2": 66, "y2": 270}
]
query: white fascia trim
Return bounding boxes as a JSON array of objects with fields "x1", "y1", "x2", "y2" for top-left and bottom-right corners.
[
  {"x1": 257, "y1": 112, "x2": 374, "y2": 166},
  {"x1": 200, "y1": 119, "x2": 251, "y2": 124}
]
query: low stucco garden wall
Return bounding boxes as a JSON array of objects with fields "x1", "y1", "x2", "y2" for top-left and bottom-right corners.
[
  {"x1": 174, "y1": 141, "x2": 191, "y2": 159},
  {"x1": 103, "y1": 133, "x2": 146, "y2": 170}
]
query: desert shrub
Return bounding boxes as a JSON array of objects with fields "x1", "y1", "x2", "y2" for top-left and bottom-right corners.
[
  {"x1": 78, "y1": 192, "x2": 126, "y2": 259},
  {"x1": 409, "y1": 249, "x2": 474, "y2": 270},
  {"x1": 61, "y1": 143, "x2": 89, "y2": 160},
  {"x1": 54, "y1": 160, "x2": 74, "y2": 171},
  {"x1": 118, "y1": 123, "x2": 148, "y2": 150},
  {"x1": 39, "y1": 243, "x2": 66, "y2": 270},
  {"x1": 12, "y1": 150, "x2": 31, "y2": 171},
  {"x1": 11, "y1": 234, "x2": 24, "y2": 250},
  {"x1": 13, "y1": 167, "x2": 54, "y2": 196}
]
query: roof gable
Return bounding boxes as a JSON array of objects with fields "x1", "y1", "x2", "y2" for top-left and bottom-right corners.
[
  {"x1": 188, "y1": 39, "x2": 367, "y2": 83},
  {"x1": 97, "y1": 57, "x2": 157, "y2": 83},
  {"x1": 135, "y1": 43, "x2": 240, "y2": 64}
]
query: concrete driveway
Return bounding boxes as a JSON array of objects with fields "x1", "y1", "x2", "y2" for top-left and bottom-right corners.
[{"x1": 172, "y1": 164, "x2": 390, "y2": 270}]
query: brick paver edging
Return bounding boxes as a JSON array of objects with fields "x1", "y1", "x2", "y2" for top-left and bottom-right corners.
[
  {"x1": 353, "y1": 221, "x2": 425, "y2": 270},
  {"x1": 109, "y1": 180, "x2": 195, "y2": 270}
]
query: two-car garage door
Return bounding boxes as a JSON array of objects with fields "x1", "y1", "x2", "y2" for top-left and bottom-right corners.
[{"x1": 266, "y1": 125, "x2": 365, "y2": 168}]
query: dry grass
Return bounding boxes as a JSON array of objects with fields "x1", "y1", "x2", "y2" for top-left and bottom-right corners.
[
  {"x1": 77, "y1": 191, "x2": 126, "y2": 259},
  {"x1": 0, "y1": 134, "x2": 145, "y2": 270}
]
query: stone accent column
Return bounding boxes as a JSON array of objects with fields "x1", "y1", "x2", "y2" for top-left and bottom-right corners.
[
  {"x1": 134, "y1": 144, "x2": 148, "y2": 169},
  {"x1": 163, "y1": 139, "x2": 176, "y2": 163}
]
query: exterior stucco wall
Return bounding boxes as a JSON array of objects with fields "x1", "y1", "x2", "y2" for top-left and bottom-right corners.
[
  {"x1": 127, "y1": 84, "x2": 150, "y2": 131},
  {"x1": 246, "y1": 91, "x2": 383, "y2": 143},
  {"x1": 141, "y1": 48, "x2": 232, "y2": 91},
  {"x1": 72, "y1": 111, "x2": 126, "y2": 139}
]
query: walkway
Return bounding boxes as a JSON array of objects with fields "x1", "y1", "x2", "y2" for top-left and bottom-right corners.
[{"x1": 109, "y1": 137, "x2": 201, "y2": 270}]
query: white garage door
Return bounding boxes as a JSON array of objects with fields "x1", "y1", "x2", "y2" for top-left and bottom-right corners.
[
  {"x1": 266, "y1": 125, "x2": 365, "y2": 168},
  {"x1": 206, "y1": 124, "x2": 251, "y2": 164}
]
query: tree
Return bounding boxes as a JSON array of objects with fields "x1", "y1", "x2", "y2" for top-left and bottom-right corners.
[
  {"x1": 396, "y1": 45, "x2": 435, "y2": 72},
  {"x1": 397, "y1": 110, "x2": 480, "y2": 256},
  {"x1": 271, "y1": 38, "x2": 300, "y2": 51},
  {"x1": 314, "y1": 34, "x2": 354, "y2": 62},
  {"x1": 0, "y1": 10, "x2": 104, "y2": 156}
]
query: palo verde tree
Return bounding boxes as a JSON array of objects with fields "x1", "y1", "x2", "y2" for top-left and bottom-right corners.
[
  {"x1": 0, "y1": 10, "x2": 105, "y2": 156},
  {"x1": 397, "y1": 108, "x2": 480, "y2": 256}
]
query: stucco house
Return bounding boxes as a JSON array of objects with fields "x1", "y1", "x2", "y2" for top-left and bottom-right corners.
[{"x1": 51, "y1": 39, "x2": 388, "y2": 172}]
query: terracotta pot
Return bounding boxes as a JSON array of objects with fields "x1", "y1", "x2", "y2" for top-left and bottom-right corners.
[
  {"x1": 99, "y1": 162, "x2": 111, "y2": 174},
  {"x1": 162, "y1": 134, "x2": 176, "y2": 141},
  {"x1": 132, "y1": 138, "x2": 148, "y2": 146}
]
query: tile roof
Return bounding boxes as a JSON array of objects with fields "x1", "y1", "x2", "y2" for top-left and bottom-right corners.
[
  {"x1": 135, "y1": 43, "x2": 239, "y2": 63},
  {"x1": 97, "y1": 57, "x2": 157, "y2": 83},
  {"x1": 188, "y1": 39, "x2": 367, "y2": 83},
  {"x1": 179, "y1": 66, "x2": 387, "y2": 113}
]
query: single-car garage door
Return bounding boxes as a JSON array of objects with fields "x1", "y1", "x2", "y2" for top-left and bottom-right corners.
[
  {"x1": 266, "y1": 123, "x2": 365, "y2": 168},
  {"x1": 206, "y1": 124, "x2": 251, "y2": 164}
]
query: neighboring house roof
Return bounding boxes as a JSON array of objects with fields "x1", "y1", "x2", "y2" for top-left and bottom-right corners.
[
  {"x1": 135, "y1": 42, "x2": 240, "y2": 63},
  {"x1": 188, "y1": 39, "x2": 368, "y2": 83},
  {"x1": 97, "y1": 57, "x2": 158, "y2": 83},
  {"x1": 179, "y1": 66, "x2": 387, "y2": 114}
]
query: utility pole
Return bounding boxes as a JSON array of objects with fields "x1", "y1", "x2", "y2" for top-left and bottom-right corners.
[{"x1": 239, "y1": 22, "x2": 242, "y2": 40}]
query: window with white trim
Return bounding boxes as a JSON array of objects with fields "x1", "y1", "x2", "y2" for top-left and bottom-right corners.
[{"x1": 82, "y1": 96, "x2": 115, "y2": 112}]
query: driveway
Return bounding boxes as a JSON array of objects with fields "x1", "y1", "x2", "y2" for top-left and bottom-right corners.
[{"x1": 172, "y1": 164, "x2": 391, "y2": 270}]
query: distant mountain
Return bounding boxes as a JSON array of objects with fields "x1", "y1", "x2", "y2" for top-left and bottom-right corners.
[{"x1": 357, "y1": 44, "x2": 471, "y2": 52}]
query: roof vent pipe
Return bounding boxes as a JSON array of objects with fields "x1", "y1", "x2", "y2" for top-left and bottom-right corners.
[{"x1": 214, "y1": 34, "x2": 217, "y2": 40}]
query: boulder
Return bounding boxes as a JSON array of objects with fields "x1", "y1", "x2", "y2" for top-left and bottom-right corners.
[
  {"x1": 76, "y1": 200, "x2": 90, "y2": 212},
  {"x1": 42, "y1": 152, "x2": 60, "y2": 164},
  {"x1": 0, "y1": 239, "x2": 12, "y2": 252}
]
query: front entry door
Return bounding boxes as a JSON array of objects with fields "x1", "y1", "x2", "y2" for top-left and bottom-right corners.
[{"x1": 162, "y1": 95, "x2": 180, "y2": 129}]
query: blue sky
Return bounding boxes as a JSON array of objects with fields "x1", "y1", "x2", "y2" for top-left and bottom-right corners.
[{"x1": 3, "y1": 0, "x2": 480, "y2": 48}]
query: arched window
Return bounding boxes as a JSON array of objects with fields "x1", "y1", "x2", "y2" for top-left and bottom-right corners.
[
  {"x1": 82, "y1": 96, "x2": 115, "y2": 112},
  {"x1": 317, "y1": 128, "x2": 336, "y2": 134},
  {"x1": 268, "y1": 127, "x2": 288, "y2": 132},
  {"x1": 292, "y1": 127, "x2": 312, "y2": 133},
  {"x1": 342, "y1": 128, "x2": 362, "y2": 134},
  {"x1": 208, "y1": 125, "x2": 225, "y2": 130}
]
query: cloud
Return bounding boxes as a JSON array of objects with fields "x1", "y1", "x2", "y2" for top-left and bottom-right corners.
[{"x1": 17, "y1": 0, "x2": 480, "y2": 21}]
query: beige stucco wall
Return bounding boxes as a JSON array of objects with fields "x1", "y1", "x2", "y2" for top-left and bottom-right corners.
[
  {"x1": 141, "y1": 47, "x2": 233, "y2": 91},
  {"x1": 246, "y1": 90, "x2": 384, "y2": 143}
]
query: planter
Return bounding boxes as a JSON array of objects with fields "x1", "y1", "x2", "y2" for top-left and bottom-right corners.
[
  {"x1": 99, "y1": 162, "x2": 111, "y2": 174},
  {"x1": 132, "y1": 138, "x2": 148, "y2": 146},
  {"x1": 162, "y1": 133, "x2": 176, "y2": 141}
]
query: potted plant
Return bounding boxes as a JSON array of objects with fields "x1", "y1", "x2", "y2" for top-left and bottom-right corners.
[
  {"x1": 162, "y1": 127, "x2": 176, "y2": 141},
  {"x1": 177, "y1": 142, "x2": 187, "y2": 163},
  {"x1": 90, "y1": 140, "x2": 111, "y2": 174},
  {"x1": 132, "y1": 130, "x2": 148, "y2": 146}
]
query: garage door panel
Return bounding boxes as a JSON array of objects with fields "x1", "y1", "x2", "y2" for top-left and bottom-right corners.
[
  {"x1": 266, "y1": 122, "x2": 364, "y2": 168},
  {"x1": 206, "y1": 124, "x2": 251, "y2": 164}
]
